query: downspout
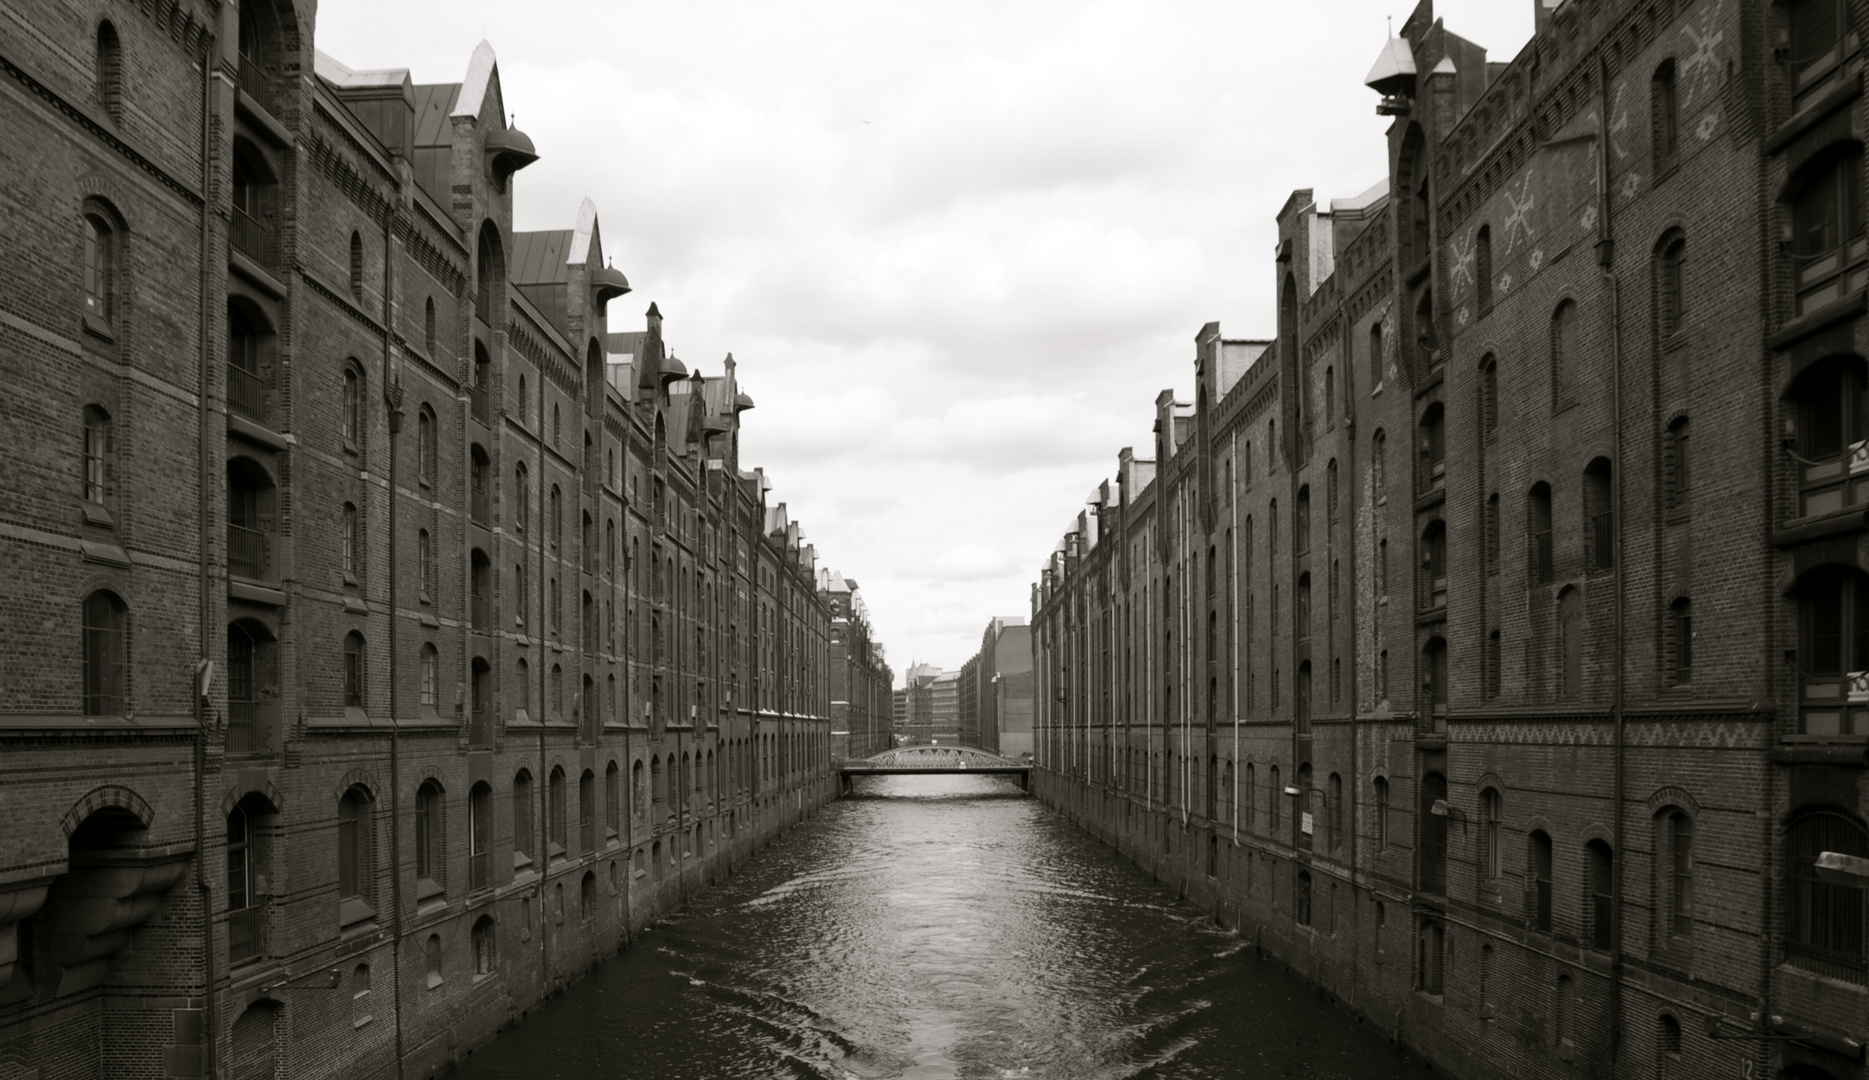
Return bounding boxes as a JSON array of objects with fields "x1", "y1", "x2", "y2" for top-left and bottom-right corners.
[
  {"x1": 534, "y1": 325, "x2": 549, "y2": 985},
  {"x1": 1596, "y1": 53, "x2": 1628, "y2": 1072},
  {"x1": 195, "y1": 42, "x2": 218, "y2": 1080},
  {"x1": 1233, "y1": 428, "x2": 1241, "y2": 846},
  {"x1": 1346, "y1": 331, "x2": 1362, "y2": 1001},
  {"x1": 381, "y1": 213, "x2": 406, "y2": 1080}
]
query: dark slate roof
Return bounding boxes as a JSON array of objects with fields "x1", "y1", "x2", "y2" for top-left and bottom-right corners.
[
  {"x1": 412, "y1": 83, "x2": 461, "y2": 147},
  {"x1": 511, "y1": 230, "x2": 572, "y2": 286}
]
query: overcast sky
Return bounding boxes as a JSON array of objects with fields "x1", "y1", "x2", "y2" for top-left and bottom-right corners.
[{"x1": 317, "y1": 0, "x2": 1532, "y2": 681}]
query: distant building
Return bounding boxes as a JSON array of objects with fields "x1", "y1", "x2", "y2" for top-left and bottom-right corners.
[
  {"x1": 900, "y1": 663, "x2": 942, "y2": 745},
  {"x1": 956, "y1": 618, "x2": 1032, "y2": 757},
  {"x1": 930, "y1": 669, "x2": 961, "y2": 743},
  {"x1": 821, "y1": 572, "x2": 892, "y2": 761}
]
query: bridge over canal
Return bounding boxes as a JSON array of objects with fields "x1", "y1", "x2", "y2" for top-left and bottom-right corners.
[{"x1": 837, "y1": 745, "x2": 1031, "y2": 795}]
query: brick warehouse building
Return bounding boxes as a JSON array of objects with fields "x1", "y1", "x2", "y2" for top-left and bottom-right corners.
[
  {"x1": 820, "y1": 570, "x2": 892, "y2": 762},
  {"x1": 1031, "y1": 1, "x2": 1869, "y2": 1079},
  {"x1": 0, "y1": 1, "x2": 864, "y2": 1076}
]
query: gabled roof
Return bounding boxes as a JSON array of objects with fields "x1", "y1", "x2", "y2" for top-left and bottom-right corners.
[
  {"x1": 412, "y1": 83, "x2": 462, "y2": 147},
  {"x1": 511, "y1": 231, "x2": 573, "y2": 286},
  {"x1": 453, "y1": 41, "x2": 500, "y2": 120}
]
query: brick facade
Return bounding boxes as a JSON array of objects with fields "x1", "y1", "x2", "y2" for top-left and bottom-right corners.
[
  {"x1": 1031, "y1": 2, "x2": 1869, "y2": 1079},
  {"x1": 0, "y1": 4, "x2": 864, "y2": 1077}
]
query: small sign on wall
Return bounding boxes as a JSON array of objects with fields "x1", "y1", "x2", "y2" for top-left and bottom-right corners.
[{"x1": 1301, "y1": 812, "x2": 1314, "y2": 835}]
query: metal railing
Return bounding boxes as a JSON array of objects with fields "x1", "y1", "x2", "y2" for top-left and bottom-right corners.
[
  {"x1": 231, "y1": 206, "x2": 273, "y2": 268},
  {"x1": 237, "y1": 56, "x2": 271, "y2": 111},
  {"x1": 228, "y1": 904, "x2": 263, "y2": 964},
  {"x1": 227, "y1": 362, "x2": 266, "y2": 423},
  {"x1": 228, "y1": 523, "x2": 266, "y2": 580},
  {"x1": 226, "y1": 699, "x2": 271, "y2": 755}
]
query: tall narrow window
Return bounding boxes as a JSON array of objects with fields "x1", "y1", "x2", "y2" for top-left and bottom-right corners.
[
  {"x1": 579, "y1": 770, "x2": 596, "y2": 852},
  {"x1": 341, "y1": 502, "x2": 359, "y2": 582},
  {"x1": 417, "y1": 408, "x2": 436, "y2": 486},
  {"x1": 1528, "y1": 483, "x2": 1554, "y2": 585},
  {"x1": 415, "y1": 780, "x2": 443, "y2": 893},
  {"x1": 349, "y1": 232, "x2": 364, "y2": 300},
  {"x1": 1422, "y1": 520, "x2": 1447, "y2": 609},
  {"x1": 512, "y1": 771, "x2": 534, "y2": 868},
  {"x1": 547, "y1": 767, "x2": 567, "y2": 858},
  {"x1": 1587, "y1": 840, "x2": 1615, "y2": 950},
  {"x1": 1652, "y1": 60, "x2": 1679, "y2": 172},
  {"x1": 1295, "y1": 487, "x2": 1311, "y2": 554},
  {"x1": 1658, "y1": 233, "x2": 1687, "y2": 337},
  {"x1": 82, "y1": 590, "x2": 126, "y2": 716},
  {"x1": 95, "y1": 23, "x2": 121, "y2": 121},
  {"x1": 1418, "y1": 404, "x2": 1445, "y2": 492},
  {"x1": 1369, "y1": 320, "x2": 1384, "y2": 389},
  {"x1": 1663, "y1": 810, "x2": 1694, "y2": 938},
  {"x1": 1372, "y1": 430, "x2": 1387, "y2": 493},
  {"x1": 1669, "y1": 597, "x2": 1693, "y2": 685},
  {"x1": 227, "y1": 802, "x2": 261, "y2": 963},
  {"x1": 1374, "y1": 776, "x2": 1389, "y2": 849},
  {"x1": 1661, "y1": 419, "x2": 1691, "y2": 515},
  {"x1": 342, "y1": 368, "x2": 361, "y2": 448},
  {"x1": 83, "y1": 405, "x2": 111, "y2": 504},
  {"x1": 1476, "y1": 226, "x2": 1493, "y2": 314},
  {"x1": 1552, "y1": 299, "x2": 1578, "y2": 404},
  {"x1": 1420, "y1": 771, "x2": 1448, "y2": 893},
  {"x1": 337, "y1": 786, "x2": 374, "y2": 923},
  {"x1": 424, "y1": 297, "x2": 437, "y2": 356},
  {"x1": 343, "y1": 631, "x2": 366, "y2": 708},
  {"x1": 1480, "y1": 788, "x2": 1502, "y2": 880},
  {"x1": 1481, "y1": 356, "x2": 1498, "y2": 435},
  {"x1": 1418, "y1": 921, "x2": 1445, "y2": 994},
  {"x1": 513, "y1": 464, "x2": 528, "y2": 533},
  {"x1": 83, "y1": 214, "x2": 115, "y2": 325},
  {"x1": 1530, "y1": 830, "x2": 1555, "y2": 931},
  {"x1": 605, "y1": 761, "x2": 621, "y2": 840},
  {"x1": 419, "y1": 643, "x2": 438, "y2": 708},
  {"x1": 1585, "y1": 458, "x2": 1614, "y2": 572},
  {"x1": 550, "y1": 485, "x2": 562, "y2": 548},
  {"x1": 417, "y1": 529, "x2": 433, "y2": 603}
]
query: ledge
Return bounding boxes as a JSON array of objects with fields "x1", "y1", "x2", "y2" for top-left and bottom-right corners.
[
  {"x1": 229, "y1": 579, "x2": 287, "y2": 607},
  {"x1": 235, "y1": 89, "x2": 295, "y2": 148},
  {"x1": 1774, "y1": 739, "x2": 1869, "y2": 766},
  {"x1": 1767, "y1": 70, "x2": 1863, "y2": 154},
  {"x1": 80, "y1": 539, "x2": 131, "y2": 568},
  {"x1": 229, "y1": 250, "x2": 287, "y2": 300},
  {"x1": 1768, "y1": 290, "x2": 1867, "y2": 351},
  {"x1": 1773, "y1": 507, "x2": 1869, "y2": 548},
  {"x1": 227, "y1": 412, "x2": 288, "y2": 451},
  {"x1": 0, "y1": 713, "x2": 194, "y2": 733}
]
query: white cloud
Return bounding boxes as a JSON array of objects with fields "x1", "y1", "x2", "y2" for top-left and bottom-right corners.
[{"x1": 315, "y1": 0, "x2": 1532, "y2": 675}]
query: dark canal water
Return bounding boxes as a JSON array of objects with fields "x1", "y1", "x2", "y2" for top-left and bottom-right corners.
[{"x1": 452, "y1": 775, "x2": 1436, "y2": 1079}]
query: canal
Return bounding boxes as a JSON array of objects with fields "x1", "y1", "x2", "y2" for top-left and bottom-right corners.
[{"x1": 452, "y1": 775, "x2": 1436, "y2": 1079}]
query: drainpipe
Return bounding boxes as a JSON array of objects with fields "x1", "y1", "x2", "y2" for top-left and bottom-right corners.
[
  {"x1": 1345, "y1": 331, "x2": 1361, "y2": 1002},
  {"x1": 382, "y1": 212, "x2": 406, "y2": 1080},
  {"x1": 1596, "y1": 53, "x2": 1628, "y2": 1072},
  {"x1": 535, "y1": 360, "x2": 549, "y2": 985},
  {"x1": 195, "y1": 40, "x2": 218, "y2": 1080}
]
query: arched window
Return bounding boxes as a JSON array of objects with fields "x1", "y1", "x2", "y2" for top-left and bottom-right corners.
[
  {"x1": 512, "y1": 770, "x2": 534, "y2": 868},
  {"x1": 606, "y1": 519, "x2": 616, "y2": 575},
  {"x1": 83, "y1": 404, "x2": 112, "y2": 504},
  {"x1": 471, "y1": 916, "x2": 495, "y2": 975},
  {"x1": 340, "y1": 502, "x2": 359, "y2": 583},
  {"x1": 1421, "y1": 519, "x2": 1447, "y2": 609},
  {"x1": 476, "y1": 223, "x2": 500, "y2": 323},
  {"x1": 83, "y1": 212, "x2": 116, "y2": 325},
  {"x1": 1294, "y1": 486, "x2": 1310, "y2": 554},
  {"x1": 468, "y1": 782, "x2": 491, "y2": 890},
  {"x1": 342, "y1": 367, "x2": 361, "y2": 449},
  {"x1": 1371, "y1": 429, "x2": 1386, "y2": 494},
  {"x1": 581, "y1": 871, "x2": 596, "y2": 921},
  {"x1": 516, "y1": 372, "x2": 528, "y2": 427},
  {"x1": 1529, "y1": 830, "x2": 1555, "y2": 931},
  {"x1": 81, "y1": 589, "x2": 128, "y2": 717},
  {"x1": 425, "y1": 934, "x2": 442, "y2": 986},
  {"x1": 1423, "y1": 637, "x2": 1448, "y2": 726},
  {"x1": 1374, "y1": 776, "x2": 1389, "y2": 849},
  {"x1": 226, "y1": 797, "x2": 268, "y2": 963},
  {"x1": 1658, "y1": 808, "x2": 1694, "y2": 941},
  {"x1": 337, "y1": 785, "x2": 374, "y2": 923},
  {"x1": 550, "y1": 484, "x2": 562, "y2": 548},
  {"x1": 424, "y1": 297, "x2": 437, "y2": 357},
  {"x1": 1328, "y1": 772, "x2": 1343, "y2": 852},
  {"x1": 550, "y1": 661, "x2": 563, "y2": 714},
  {"x1": 95, "y1": 22, "x2": 122, "y2": 121},
  {"x1": 1552, "y1": 299, "x2": 1578, "y2": 403},
  {"x1": 1586, "y1": 839, "x2": 1615, "y2": 950},
  {"x1": 419, "y1": 642, "x2": 438, "y2": 708},
  {"x1": 1269, "y1": 765, "x2": 1281, "y2": 831},
  {"x1": 605, "y1": 761, "x2": 621, "y2": 841},
  {"x1": 1476, "y1": 226, "x2": 1493, "y2": 314},
  {"x1": 1657, "y1": 231, "x2": 1686, "y2": 338},
  {"x1": 579, "y1": 769, "x2": 596, "y2": 852},
  {"x1": 417, "y1": 529, "x2": 433, "y2": 603},
  {"x1": 1418, "y1": 920, "x2": 1445, "y2": 995},
  {"x1": 1418, "y1": 403, "x2": 1445, "y2": 493},
  {"x1": 553, "y1": 403, "x2": 562, "y2": 449},
  {"x1": 342, "y1": 630, "x2": 365, "y2": 708},
  {"x1": 1323, "y1": 366, "x2": 1335, "y2": 426},
  {"x1": 1420, "y1": 771, "x2": 1448, "y2": 893},
  {"x1": 1787, "y1": 807, "x2": 1868, "y2": 980},
  {"x1": 513, "y1": 462, "x2": 529, "y2": 533},
  {"x1": 1296, "y1": 573, "x2": 1312, "y2": 639},
  {"x1": 1657, "y1": 1014, "x2": 1682, "y2": 1073},
  {"x1": 414, "y1": 779, "x2": 444, "y2": 894},
  {"x1": 349, "y1": 232, "x2": 364, "y2": 300},
  {"x1": 1369, "y1": 319, "x2": 1384, "y2": 389},
  {"x1": 1528, "y1": 483, "x2": 1554, "y2": 584},
  {"x1": 547, "y1": 766, "x2": 567, "y2": 858},
  {"x1": 1480, "y1": 787, "x2": 1502, "y2": 880},
  {"x1": 417, "y1": 407, "x2": 436, "y2": 486},
  {"x1": 1576, "y1": 461, "x2": 1612, "y2": 577},
  {"x1": 1295, "y1": 870, "x2": 1313, "y2": 926},
  {"x1": 1244, "y1": 762, "x2": 1256, "y2": 829},
  {"x1": 1652, "y1": 60, "x2": 1679, "y2": 172}
]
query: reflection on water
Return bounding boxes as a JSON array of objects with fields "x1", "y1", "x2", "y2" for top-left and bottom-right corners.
[{"x1": 452, "y1": 774, "x2": 1433, "y2": 1079}]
